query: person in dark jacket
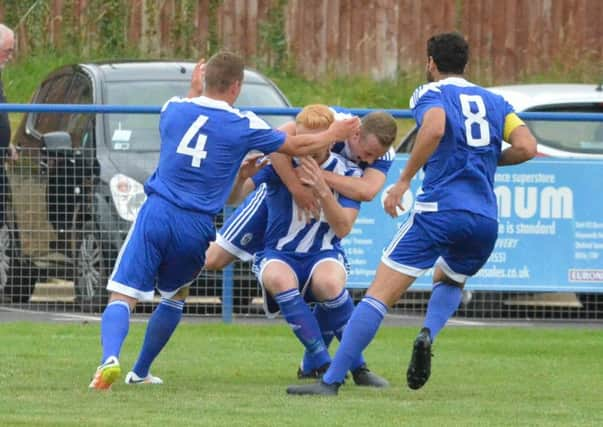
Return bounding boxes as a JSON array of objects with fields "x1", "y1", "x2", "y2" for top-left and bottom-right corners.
[{"x1": 0, "y1": 23, "x2": 17, "y2": 229}]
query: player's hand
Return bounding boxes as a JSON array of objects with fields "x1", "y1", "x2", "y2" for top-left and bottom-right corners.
[
  {"x1": 299, "y1": 157, "x2": 331, "y2": 199},
  {"x1": 188, "y1": 58, "x2": 205, "y2": 97},
  {"x1": 291, "y1": 185, "x2": 320, "y2": 223},
  {"x1": 239, "y1": 153, "x2": 269, "y2": 179},
  {"x1": 383, "y1": 180, "x2": 409, "y2": 218},
  {"x1": 292, "y1": 159, "x2": 321, "y2": 221},
  {"x1": 328, "y1": 117, "x2": 361, "y2": 141}
]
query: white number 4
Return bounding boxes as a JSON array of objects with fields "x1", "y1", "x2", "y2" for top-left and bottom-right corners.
[{"x1": 177, "y1": 115, "x2": 208, "y2": 167}]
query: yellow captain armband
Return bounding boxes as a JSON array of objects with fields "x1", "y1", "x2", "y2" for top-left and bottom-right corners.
[{"x1": 503, "y1": 112, "x2": 525, "y2": 141}]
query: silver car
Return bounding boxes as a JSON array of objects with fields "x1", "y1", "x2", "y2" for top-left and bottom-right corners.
[{"x1": 488, "y1": 83, "x2": 603, "y2": 158}]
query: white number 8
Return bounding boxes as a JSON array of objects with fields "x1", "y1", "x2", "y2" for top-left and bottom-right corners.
[
  {"x1": 177, "y1": 115, "x2": 209, "y2": 167},
  {"x1": 460, "y1": 94, "x2": 490, "y2": 147}
]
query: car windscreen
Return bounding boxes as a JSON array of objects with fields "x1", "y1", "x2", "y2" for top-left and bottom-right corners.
[
  {"x1": 525, "y1": 103, "x2": 603, "y2": 155},
  {"x1": 235, "y1": 82, "x2": 292, "y2": 129},
  {"x1": 104, "y1": 81, "x2": 291, "y2": 151}
]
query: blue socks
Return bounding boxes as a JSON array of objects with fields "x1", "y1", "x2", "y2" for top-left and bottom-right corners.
[
  {"x1": 100, "y1": 300, "x2": 131, "y2": 363},
  {"x1": 301, "y1": 290, "x2": 366, "y2": 373},
  {"x1": 275, "y1": 289, "x2": 331, "y2": 369},
  {"x1": 423, "y1": 283, "x2": 462, "y2": 342},
  {"x1": 132, "y1": 298, "x2": 184, "y2": 378},
  {"x1": 322, "y1": 296, "x2": 387, "y2": 385}
]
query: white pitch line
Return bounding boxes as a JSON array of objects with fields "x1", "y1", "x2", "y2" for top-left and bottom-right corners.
[
  {"x1": 0, "y1": 306, "x2": 149, "y2": 323},
  {"x1": 448, "y1": 318, "x2": 488, "y2": 326}
]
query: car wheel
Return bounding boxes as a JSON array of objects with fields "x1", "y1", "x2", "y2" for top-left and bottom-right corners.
[
  {"x1": 0, "y1": 220, "x2": 38, "y2": 304},
  {"x1": 74, "y1": 221, "x2": 108, "y2": 312}
]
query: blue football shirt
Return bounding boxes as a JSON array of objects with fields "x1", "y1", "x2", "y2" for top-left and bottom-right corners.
[
  {"x1": 144, "y1": 96, "x2": 286, "y2": 214},
  {"x1": 410, "y1": 77, "x2": 515, "y2": 219}
]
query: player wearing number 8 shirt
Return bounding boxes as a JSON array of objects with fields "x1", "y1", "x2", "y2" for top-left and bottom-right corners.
[
  {"x1": 88, "y1": 51, "x2": 360, "y2": 390},
  {"x1": 287, "y1": 32, "x2": 537, "y2": 396}
]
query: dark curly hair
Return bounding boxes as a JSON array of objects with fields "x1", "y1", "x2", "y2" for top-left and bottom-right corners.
[{"x1": 427, "y1": 32, "x2": 469, "y2": 75}]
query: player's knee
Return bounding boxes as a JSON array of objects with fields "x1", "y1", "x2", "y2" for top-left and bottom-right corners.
[
  {"x1": 203, "y1": 254, "x2": 222, "y2": 270},
  {"x1": 262, "y1": 273, "x2": 295, "y2": 295},
  {"x1": 312, "y1": 279, "x2": 345, "y2": 301},
  {"x1": 438, "y1": 277, "x2": 464, "y2": 288},
  {"x1": 204, "y1": 245, "x2": 231, "y2": 270},
  {"x1": 108, "y1": 292, "x2": 137, "y2": 311}
]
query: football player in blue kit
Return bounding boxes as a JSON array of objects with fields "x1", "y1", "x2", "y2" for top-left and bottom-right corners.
[
  {"x1": 88, "y1": 52, "x2": 361, "y2": 390},
  {"x1": 287, "y1": 32, "x2": 537, "y2": 396},
  {"x1": 227, "y1": 104, "x2": 388, "y2": 388},
  {"x1": 204, "y1": 109, "x2": 397, "y2": 384}
]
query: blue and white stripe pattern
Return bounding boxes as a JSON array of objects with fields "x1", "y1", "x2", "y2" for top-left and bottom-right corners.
[
  {"x1": 262, "y1": 152, "x2": 362, "y2": 254},
  {"x1": 320, "y1": 289, "x2": 350, "y2": 309},
  {"x1": 274, "y1": 288, "x2": 301, "y2": 305},
  {"x1": 220, "y1": 183, "x2": 267, "y2": 241},
  {"x1": 159, "y1": 297, "x2": 185, "y2": 311},
  {"x1": 360, "y1": 296, "x2": 388, "y2": 316},
  {"x1": 383, "y1": 211, "x2": 415, "y2": 257}
]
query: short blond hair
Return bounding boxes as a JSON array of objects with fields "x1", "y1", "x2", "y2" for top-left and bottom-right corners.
[{"x1": 295, "y1": 104, "x2": 334, "y2": 130}]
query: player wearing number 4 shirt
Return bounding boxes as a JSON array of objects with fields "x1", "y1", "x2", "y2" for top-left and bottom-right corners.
[
  {"x1": 88, "y1": 51, "x2": 361, "y2": 390},
  {"x1": 287, "y1": 32, "x2": 537, "y2": 396}
]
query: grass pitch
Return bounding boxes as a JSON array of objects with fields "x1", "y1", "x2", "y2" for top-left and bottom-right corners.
[{"x1": 0, "y1": 321, "x2": 601, "y2": 426}]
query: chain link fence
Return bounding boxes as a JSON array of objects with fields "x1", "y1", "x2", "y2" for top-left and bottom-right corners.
[{"x1": 1, "y1": 146, "x2": 602, "y2": 319}]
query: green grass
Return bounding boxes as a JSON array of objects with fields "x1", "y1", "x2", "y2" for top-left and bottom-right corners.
[{"x1": 0, "y1": 322, "x2": 601, "y2": 426}]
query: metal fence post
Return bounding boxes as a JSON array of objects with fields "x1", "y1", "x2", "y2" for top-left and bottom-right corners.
[
  {"x1": 221, "y1": 206, "x2": 234, "y2": 323},
  {"x1": 221, "y1": 263, "x2": 234, "y2": 323}
]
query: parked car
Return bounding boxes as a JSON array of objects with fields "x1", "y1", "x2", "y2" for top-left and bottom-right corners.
[
  {"x1": 397, "y1": 83, "x2": 603, "y2": 315},
  {"x1": 3, "y1": 60, "x2": 293, "y2": 310}
]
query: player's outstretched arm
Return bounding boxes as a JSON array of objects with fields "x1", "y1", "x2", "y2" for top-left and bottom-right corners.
[
  {"x1": 277, "y1": 117, "x2": 360, "y2": 156},
  {"x1": 384, "y1": 107, "x2": 445, "y2": 217},
  {"x1": 227, "y1": 154, "x2": 266, "y2": 205},
  {"x1": 321, "y1": 168, "x2": 386, "y2": 202},
  {"x1": 498, "y1": 124, "x2": 537, "y2": 166},
  {"x1": 299, "y1": 157, "x2": 358, "y2": 238},
  {"x1": 227, "y1": 177, "x2": 256, "y2": 205}
]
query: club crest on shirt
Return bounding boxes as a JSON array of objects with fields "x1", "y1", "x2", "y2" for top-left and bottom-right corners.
[{"x1": 240, "y1": 232, "x2": 254, "y2": 246}]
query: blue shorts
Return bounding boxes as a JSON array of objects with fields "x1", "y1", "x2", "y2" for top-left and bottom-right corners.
[
  {"x1": 215, "y1": 184, "x2": 267, "y2": 262},
  {"x1": 107, "y1": 195, "x2": 215, "y2": 301},
  {"x1": 253, "y1": 249, "x2": 348, "y2": 317},
  {"x1": 382, "y1": 210, "x2": 498, "y2": 283}
]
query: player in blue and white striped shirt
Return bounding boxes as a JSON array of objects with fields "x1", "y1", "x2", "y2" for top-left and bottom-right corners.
[
  {"x1": 228, "y1": 105, "x2": 388, "y2": 387},
  {"x1": 205, "y1": 109, "x2": 397, "y2": 267}
]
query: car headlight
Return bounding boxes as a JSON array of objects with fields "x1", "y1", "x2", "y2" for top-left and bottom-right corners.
[{"x1": 110, "y1": 174, "x2": 147, "y2": 221}]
